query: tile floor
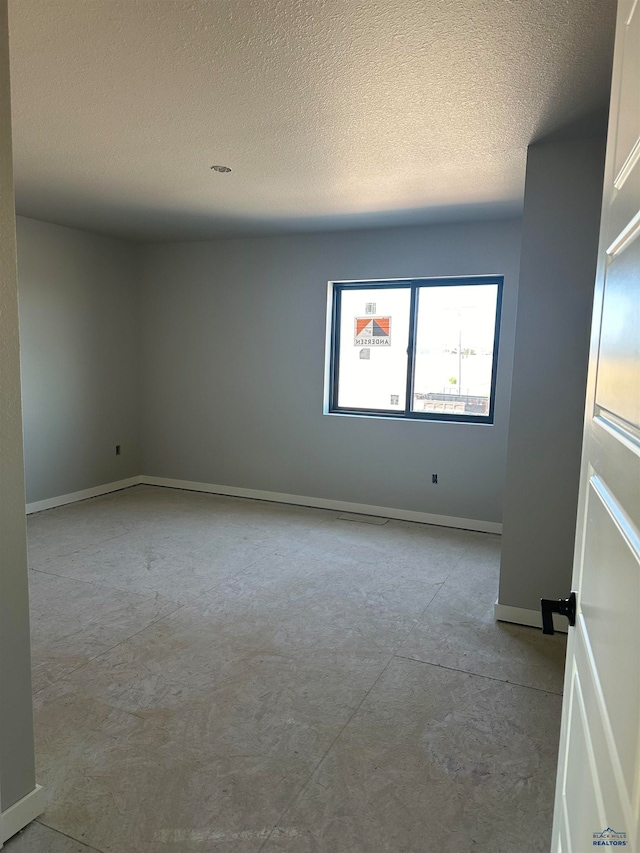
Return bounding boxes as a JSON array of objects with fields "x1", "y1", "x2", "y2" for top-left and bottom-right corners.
[{"x1": 6, "y1": 485, "x2": 567, "y2": 853}]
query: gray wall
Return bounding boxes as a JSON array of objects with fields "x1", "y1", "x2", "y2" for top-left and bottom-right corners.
[
  {"x1": 0, "y1": 0, "x2": 36, "y2": 811},
  {"x1": 16, "y1": 217, "x2": 141, "y2": 504},
  {"x1": 499, "y1": 135, "x2": 606, "y2": 612},
  {"x1": 139, "y1": 219, "x2": 522, "y2": 524}
]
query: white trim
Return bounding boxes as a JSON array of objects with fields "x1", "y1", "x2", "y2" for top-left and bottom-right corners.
[
  {"x1": 323, "y1": 411, "x2": 495, "y2": 425},
  {"x1": 606, "y1": 206, "x2": 640, "y2": 258},
  {"x1": 23, "y1": 473, "x2": 502, "y2": 534},
  {"x1": 613, "y1": 135, "x2": 640, "y2": 191},
  {"x1": 140, "y1": 475, "x2": 502, "y2": 533},
  {"x1": 26, "y1": 477, "x2": 142, "y2": 514},
  {"x1": 494, "y1": 600, "x2": 569, "y2": 633},
  {"x1": 0, "y1": 785, "x2": 45, "y2": 845}
]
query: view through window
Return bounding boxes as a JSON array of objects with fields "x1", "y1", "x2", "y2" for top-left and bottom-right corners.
[{"x1": 329, "y1": 277, "x2": 502, "y2": 422}]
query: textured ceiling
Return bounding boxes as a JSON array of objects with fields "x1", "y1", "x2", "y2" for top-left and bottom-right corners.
[{"x1": 8, "y1": 0, "x2": 616, "y2": 241}]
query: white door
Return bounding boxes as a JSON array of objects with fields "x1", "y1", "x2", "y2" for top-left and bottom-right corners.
[{"x1": 551, "y1": 1, "x2": 640, "y2": 850}]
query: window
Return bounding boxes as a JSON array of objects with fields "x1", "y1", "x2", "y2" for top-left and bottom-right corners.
[{"x1": 327, "y1": 276, "x2": 503, "y2": 423}]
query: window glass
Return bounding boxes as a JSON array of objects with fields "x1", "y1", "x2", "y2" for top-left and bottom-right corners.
[
  {"x1": 412, "y1": 284, "x2": 498, "y2": 417},
  {"x1": 329, "y1": 278, "x2": 501, "y2": 422},
  {"x1": 336, "y1": 287, "x2": 411, "y2": 411}
]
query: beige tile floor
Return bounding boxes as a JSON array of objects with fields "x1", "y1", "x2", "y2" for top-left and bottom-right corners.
[{"x1": 6, "y1": 485, "x2": 567, "y2": 853}]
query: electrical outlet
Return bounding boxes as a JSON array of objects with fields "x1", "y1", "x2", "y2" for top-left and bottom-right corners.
[
  {"x1": 432, "y1": 474, "x2": 438, "y2": 484},
  {"x1": 115, "y1": 445, "x2": 121, "y2": 456}
]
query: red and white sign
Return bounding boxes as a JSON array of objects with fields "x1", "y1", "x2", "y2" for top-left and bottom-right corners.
[{"x1": 354, "y1": 316, "x2": 391, "y2": 346}]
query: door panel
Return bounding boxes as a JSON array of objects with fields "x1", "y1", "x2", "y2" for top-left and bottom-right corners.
[
  {"x1": 590, "y1": 414, "x2": 640, "y2": 514},
  {"x1": 581, "y1": 475, "x2": 640, "y2": 796},
  {"x1": 573, "y1": 629, "x2": 629, "y2": 831},
  {"x1": 613, "y1": 0, "x2": 640, "y2": 181},
  {"x1": 563, "y1": 667, "x2": 606, "y2": 841},
  {"x1": 597, "y1": 226, "x2": 640, "y2": 426},
  {"x1": 551, "y1": 0, "x2": 640, "y2": 850},
  {"x1": 609, "y1": 153, "x2": 639, "y2": 245}
]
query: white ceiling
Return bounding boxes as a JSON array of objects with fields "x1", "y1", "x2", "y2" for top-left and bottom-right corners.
[{"x1": 8, "y1": 0, "x2": 616, "y2": 242}]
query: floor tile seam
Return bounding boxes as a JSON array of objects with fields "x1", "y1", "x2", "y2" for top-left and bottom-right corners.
[
  {"x1": 197, "y1": 546, "x2": 291, "y2": 597},
  {"x1": 28, "y1": 566, "x2": 179, "y2": 604},
  {"x1": 27, "y1": 528, "x2": 138, "y2": 565},
  {"x1": 392, "y1": 654, "x2": 563, "y2": 696},
  {"x1": 389, "y1": 579, "x2": 449, "y2": 659},
  {"x1": 153, "y1": 486, "x2": 340, "y2": 521},
  {"x1": 248, "y1": 537, "x2": 311, "y2": 560},
  {"x1": 181, "y1": 516, "x2": 326, "y2": 533},
  {"x1": 438, "y1": 542, "x2": 478, "y2": 586},
  {"x1": 31, "y1": 603, "x2": 187, "y2": 698},
  {"x1": 401, "y1": 544, "x2": 480, "y2": 629},
  {"x1": 397, "y1": 539, "x2": 501, "y2": 653},
  {"x1": 257, "y1": 651, "x2": 397, "y2": 852},
  {"x1": 448, "y1": 533, "x2": 501, "y2": 576},
  {"x1": 34, "y1": 818, "x2": 106, "y2": 853},
  {"x1": 194, "y1": 522, "x2": 363, "y2": 595},
  {"x1": 240, "y1": 515, "x2": 340, "y2": 532}
]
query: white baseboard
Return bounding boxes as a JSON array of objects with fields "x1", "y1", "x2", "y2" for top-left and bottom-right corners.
[
  {"x1": 140, "y1": 475, "x2": 502, "y2": 534},
  {"x1": 24, "y1": 473, "x2": 502, "y2": 534},
  {"x1": 0, "y1": 784, "x2": 45, "y2": 844},
  {"x1": 494, "y1": 601, "x2": 569, "y2": 633},
  {"x1": 26, "y1": 477, "x2": 142, "y2": 514}
]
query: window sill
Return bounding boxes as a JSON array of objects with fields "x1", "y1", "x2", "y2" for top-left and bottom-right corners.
[{"x1": 323, "y1": 410, "x2": 495, "y2": 425}]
